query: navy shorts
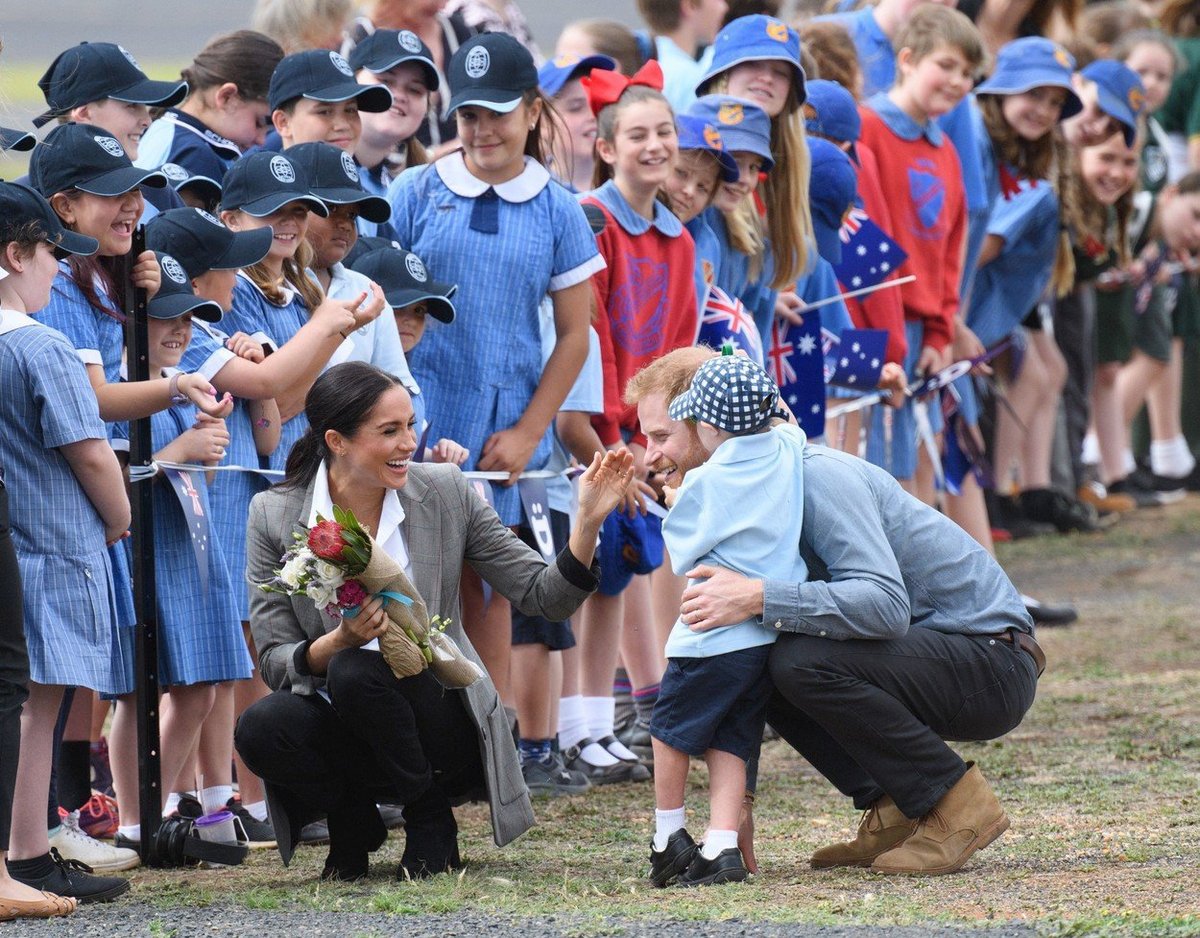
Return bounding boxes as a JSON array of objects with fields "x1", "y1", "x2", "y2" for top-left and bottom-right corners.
[
  {"x1": 649, "y1": 645, "x2": 773, "y2": 760},
  {"x1": 511, "y1": 509, "x2": 576, "y2": 650}
]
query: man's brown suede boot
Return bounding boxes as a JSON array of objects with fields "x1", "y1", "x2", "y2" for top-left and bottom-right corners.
[
  {"x1": 810, "y1": 794, "x2": 917, "y2": 869},
  {"x1": 870, "y1": 762, "x2": 1009, "y2": 875}
]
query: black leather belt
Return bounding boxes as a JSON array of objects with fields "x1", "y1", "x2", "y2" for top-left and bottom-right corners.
[{"x1": 995, "y1": 628, "x2": 1046, "y2": 677}]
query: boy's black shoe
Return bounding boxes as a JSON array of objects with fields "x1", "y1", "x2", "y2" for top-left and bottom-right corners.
[
  {"x1": 677, "y1": 846, "x2": 749, "y2": 887},
  {"x1": 987, "y1": 493, "x2": 1054, "y2": 539},
  {"x1": 8, "y1": 849, "x2": 130, "y2": 903},
  {"x1": 648, "y1": 828, "x2": 698, "y2": 888},
  {"x1": 1020, "y1": 488, "x2": 1106, "y2": 533}
]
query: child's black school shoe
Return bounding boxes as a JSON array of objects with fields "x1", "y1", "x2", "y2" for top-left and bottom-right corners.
[
  {"x1": 677, "y1": 846, "x2": 749, "y2": 887},
  {"x1": 7, "y1": 849, "x2": 130, "y2": 904},
  {"x1": 649, "y1": 828, "x2": 698, "y2": 888}
]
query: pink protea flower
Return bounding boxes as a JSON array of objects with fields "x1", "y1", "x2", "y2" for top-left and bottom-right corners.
[{"x1": 307, "y1": 520, "x2": 347, "y2": 560}]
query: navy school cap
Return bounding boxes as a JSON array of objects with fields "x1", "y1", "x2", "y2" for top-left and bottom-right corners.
[
  {"x1": 146, "y1": 207, "x2": 272, "y2": 279},
  {"x1": 159, "y1": 162, "x2": 222, "y2": 209},
  {"x1": 349, "y1": 247, "x2": 456, "y2": 322},
  {"x1": 676, "y1": 114, "x2": 740, "y2": 183},
  {"x1": 147, "y1": 252, "x2": 223, "y2": 322},
  {"x1": 269, "y1": 49, "x2": 393, "y2": 113},
  {"x1": 1, "y1": 126, "x2": 35, "y2": 152},
  {"x1": 282, "y1": 142, "x2": 391, "y2": 223},
  {"x1": 35, "y1": 42, "x2": 188, "y2": 128},
  {"x1": 807, "y1": 137, "x2": 858, "y2": 266},
  {"x1": 349, "y1": 29, "x2": 440, "y2": 91},
  {"x1": 1081, "y1": 59, "x2": 1147, "y2": 147},
  {"x1": 538, "y1": 53, "x2": 616, "y2": 97},
  {"x1": 447, "y1": 32, "x2": 538, "y2": 115},
  {"x1": 343, "y1": 234, "x2": 403, "y2": 267},
  {"x1": 686, "y1": 95, "x2": 775, "y2": 171},
  {"x1": 29, "y1": 122, "x2": 167, "y2": 198},
  {"x1": 219, "y1": 151, "x2": 328, "y2": 218},
  {"x1": 0, "y1": 181, "x2": 99, "y2": 257}
]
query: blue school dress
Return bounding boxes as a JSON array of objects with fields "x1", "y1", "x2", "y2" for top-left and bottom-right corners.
[
  {"x1": 39, "y1": 267, "x2": 138, "y2": 629},
  {"x1": 387, "y1": 152, "x2": 605, "y2": 524},
  {"x1": 0, "y1": 310, "x2": 132, "y2": 694},
  {"x1": 220, "y1": 272, "x2": 314, "y2": 472},
  {"x1": 685, "y1": 213, "x2": 724, "y2": 317},
  {"x1": 145, "y1": 399, "x2": 252, "y2": 684},
  {"x1": 181, "y1": 320, "x2": 271, "y2": 621}
]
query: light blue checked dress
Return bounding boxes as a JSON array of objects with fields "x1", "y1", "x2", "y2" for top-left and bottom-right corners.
[
  {"x1": 39, "y1": 267, "x2": 139, "y2": 629},
  {"x1": 387, "y1": 153, "x2": 605, "y2": 524},
  {"x1": 145, "y1": 402, "x2": 252, "y2": 684},
  {"x1": 181, "y1": 320, "x2": 272, "y2": 622},
  {"x1": 220, "y1": 272, "x2": 313, "y2": 472},
  {"x1": 0, "y1": 310, "x2": 132, "y2": 694}
]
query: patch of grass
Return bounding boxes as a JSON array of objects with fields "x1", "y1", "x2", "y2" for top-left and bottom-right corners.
[{"x1": 1041, "y1": 914, "x2": 1200, "y2": 936}]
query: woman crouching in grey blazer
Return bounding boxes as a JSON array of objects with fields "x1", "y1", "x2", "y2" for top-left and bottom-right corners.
[{"x1": 235, "y1": 362, "x2": 635, "y2": 881}]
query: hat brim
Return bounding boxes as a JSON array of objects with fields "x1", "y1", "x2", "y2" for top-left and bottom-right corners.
[
  {"x1": 172, "y1": 174, "x2": 223, "y2": 201},
  {"x1": 0, "y1": 127, "x2": 35, "y2": 152},
  {"x1": 538, "y1": 54, "x2": 616, "y2": 97},
  {"x1": 230, "y1": 193, "x2": 329, "y2": 218},
  {"x1": 50, "y1": 227, "x2": 100, "y2": 257},
  {"x1": 1094, "y1": 85, "x2": 1138, "y2": 145},
  {"x1": 698, "y1": 53, "x2": 806, "y2": 104},
  {"x1": 360, "y1": 55, "x2": 440, "y2": 93},
  {"x1": 310, "y1": 187, "x2": 391, "y2": 223},
  {"x1": 721, "y1": 134, "x2": 775, "y2": 173},
  {"x1": 76, "y1": 167, "x2": 168, "y2": 197},
  {"x1": 974, "y1": 75, "x2": 1083, "y2": 120},
  {"x1": 111, "y1": 78, "x2": 189, "y2": 109},
  {"x1": 212, "y1": 226, "x2": 274, "y2": 270},
  {"x1": 303, "y1": 83, "x2": 393, "y2": 113},
  {"x1": 147, "y1": 292, "x2": 223, "y2": 323},
  {"x1": 383, "y1": 285, "x2": 456, "y2": 323},
  {"x1": 667, "y1": 386, "x2": 702, "y2": 422},
  {"x1": 447, "y1": 89, "x2": 525, "y2": 115}
]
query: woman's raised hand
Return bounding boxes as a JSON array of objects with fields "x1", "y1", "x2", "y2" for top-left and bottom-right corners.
[
  {"x1": 576, "y1": 448, "x2": 636, "y2": 526},
  {"x1": 338, "y1": 595, "x2": 389, "y2": 648}
]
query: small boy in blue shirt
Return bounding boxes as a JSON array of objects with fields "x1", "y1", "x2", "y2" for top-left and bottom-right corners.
[{"x1": 648, "y1": 354, "x2": 807, "y2": 888}]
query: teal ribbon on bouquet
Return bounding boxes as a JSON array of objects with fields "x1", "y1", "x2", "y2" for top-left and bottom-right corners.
[{"x1": 343, "y1": 589, "x2": 414, "y2": 618}]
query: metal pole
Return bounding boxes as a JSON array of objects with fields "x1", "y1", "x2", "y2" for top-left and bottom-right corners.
[{"x1": 121, "y1": 226, "x2": 162, "y2": 861}]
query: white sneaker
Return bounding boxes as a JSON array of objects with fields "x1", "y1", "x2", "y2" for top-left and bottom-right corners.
[{"x1": 50, "y1": 811, "x2": 140, "y2": 872}]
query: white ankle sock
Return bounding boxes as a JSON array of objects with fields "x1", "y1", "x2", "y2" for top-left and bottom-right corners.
[
  {"x1": 557, "y1": 694, "x2": 589, "y2": 751},
  {"x1": 1151, "y1": 436, "x2": 1196, "y2": 478},
  {"x1": 583, "y1": 695, "x2": 615, "y2": 741},
  {"x1": 701, "y1": 829, "x2": 738, "y2": 859},
  {"x1": 578, "y1": 740, "x2": 619, "y2": 767},
  {"x1": 163, "y1": 792, "x2": 182, "y2": 816},
  {"x1": 201, "y1": 785, "x2": 234, "y2": 814},
  {"x1": 118, "y1": 823, "x2": 140, "y2": 840},
  {"x1": 653, "y1": 807, "x2": 685, "y2": 851},
  {"x1": 1081, "y1": 432, "x2": 1099, "y2": 466},
  {"x1": 242, "y1": 799, "x2": 268, "y2": 822},
  {"x1": 603, "y1": 735, "x2": 640, "y2": 762},
  {"x1": 1121, "y1": 448, "x2": 1137, "y2": 476}
]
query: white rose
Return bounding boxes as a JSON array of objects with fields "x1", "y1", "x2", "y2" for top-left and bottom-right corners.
[
  {"x1": 307, "y1": 583, "x2": 334, "y2": 608},
  {"x1": 314, "y1": 560, "x2": 344, "y2": 587},
  {"x1": 279, "y1": 556, "x2": 306, "y2": 589}
]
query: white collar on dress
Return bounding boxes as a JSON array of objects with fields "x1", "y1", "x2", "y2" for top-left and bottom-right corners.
[
  {"x1": 435, "y1": 150, "x2": 551, "y2": 203},
  {"x1": 309, "y1": 460, "x2": 406, "y2": 547},
  {"x1": 0, "y1": 308, "x2": 38, "y2": 336}
]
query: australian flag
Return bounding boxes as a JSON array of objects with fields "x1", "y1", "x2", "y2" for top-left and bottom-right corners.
[
  {"x1": 767, "y1": 312, "x2": 825, "y2": 438},
  {"x1": 833, "y1": 214, "x2": 908, "y2": 291},
  {"x1": 824, "y1": 328, "x2": 889, "y2": 388},
  {"x1": 697, "y1": 285, "x2": 764, "y2": 365}
]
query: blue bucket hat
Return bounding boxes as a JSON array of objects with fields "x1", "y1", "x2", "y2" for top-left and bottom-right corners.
[
  {"x1": 696, "y1": 15, "x2": 806, "y2": 105},
  {"x1": 686, "y1": 95, "x2": 774, "y2": 171},
  {"x1": 804, "y1": 79, "x2": 861, "y2": 149},
  {"x1": 538, "y1": 53, "x2": 616, "y2": 97},
  {"x1": 597, "y1": 509, "x2": 664, "y2": 596},
  {"x1": 675, "y1": 115, "x2": 740, "y2": 183},
  {"x1": 975, "y1": 37, "x2": 1082, "y2": 120},
  {"x1": 1081, "y1": 59, "x2": 1147, "y2": 146},
  {"x1": 807, "y1": 137, "x2": 857, "y2": 266}
]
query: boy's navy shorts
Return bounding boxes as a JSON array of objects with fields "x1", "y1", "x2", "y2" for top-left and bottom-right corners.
[
  {"x1": 649, "y1": 644, "x2": 773, "y2": 761},
  {"x1": 511, "y1": 509, "x2": 576, "y2": 650}
]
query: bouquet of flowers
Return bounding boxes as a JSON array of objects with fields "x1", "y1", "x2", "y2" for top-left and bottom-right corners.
[{"x1": 259, "y1": 505, "x2": 483, "y2": 688}]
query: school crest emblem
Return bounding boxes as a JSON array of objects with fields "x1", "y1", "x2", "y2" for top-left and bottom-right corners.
[
  {"x1": 405, "y1": 253, "x2": 428, "y2": 282},
  {"x1": 161, "y1": 162, "x2": 189, "y2": 182},
  {"x1": 718, "y1": 102, "x2": 744, "y2": 126},
  {"x1": 553, "y1": 54, "x2": 580, "y2": 67},
  {"x1": 330, "y1": 51, "x2": 354, "y2": 77},
  {"x1": 1053, "y1": 46, "x2": 1072, "y2": 70},
  {"x1": 702, "y1": 258, "x2": 714, "y2": 285},
  {"x1": 340, "y1": 151, "x2": 358, "y2": 181},
  {"x1": 703, "y1": 123, "x2": 723, "y2": 149},
  {"x1": 766, "y1": 20, "x2": 789, "y2": 43},
  {"x1": 196, "y1": 209, "x2": 221, "y2": 226},
  {"x1": 161, "y1": 255, "x2": 188, "y2": 284},
  {"x1": 1128, "y1": 86, "x2": 1146, "y2": 115},
  {"x1": 118, "y1": 45, "x2": 141, "y2": 69},
  {"x1": 398, "y1": 31, "x2": 422, "y2": 54},
  {"x1": 465, "y1": 46, "x2": 490, "y2": 79},
  {"x1": 94, "y1": 135, "x2": 125, "y2": 158},
  {"x1": 269, "y1": 155, "x2": 296, "y2": 183}
]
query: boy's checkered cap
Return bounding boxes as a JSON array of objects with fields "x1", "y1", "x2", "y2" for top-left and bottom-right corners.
[{"x1": 668, "y1": 355, "x2": 780, "y2": 434}]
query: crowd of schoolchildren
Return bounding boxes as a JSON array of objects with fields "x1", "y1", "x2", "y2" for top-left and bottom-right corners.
[{"x1": 2, "y1": 0, "x2": 1200, "y2": 918}]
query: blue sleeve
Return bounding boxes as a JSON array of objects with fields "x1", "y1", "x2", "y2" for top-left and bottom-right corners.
[
  {"x1": 559, "y1": 327, "x2": 604, "y2": 414},
  {"x1": 40, "y1": 274, "x2": 104, "y2": 367},
  {"x1": 28, "y1": 334, "x2": 108, "y2": 448},
  {"x1": 987, "y1": 183, "x2": 1056, "y2": 246},
  {"x1": 548, "y1": 187, "x2": 605, "y2": 291},
  {"x1": 939, "y1": 97, "x2": 989, "y2": 214},
  {"x1": 180, "y1": 323, "x2": 236, "y2": 382},
  {"x1": 386, "y1": 165, "x2": 424, "y2": 247},
  {"x1": 221, "y1": 280, "x2": 274, "y2": 349}
]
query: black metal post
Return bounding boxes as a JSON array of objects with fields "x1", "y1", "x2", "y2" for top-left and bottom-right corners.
[{"x1": 121, "y1": 226, "x2": 162, "y2": 861}]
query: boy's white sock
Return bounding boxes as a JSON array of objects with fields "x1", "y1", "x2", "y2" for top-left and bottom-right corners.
[
  {"x1": 1081, "y1": 432, "x2": 1099, "y2": 467},
  {"x1": 557, "y1": 694, "x2": 589, "y2": 751},
  {"x1": 653, "y1": 807, "x2": 686, "y2": 852},
  {"x1": 1151, "y1": 436, "x2": 1196, "y2": 478},
  {"x1": 201, "y1": 785, "x2": 234, "y2": 814},
  {"x1": 242, "y1": 799, "x2": 269, "y2": 822},
  {"x1": 163, "y1": 792, "x2": 182, "y2": 817},
  {"x1": 1121, "y1": 448, "x2": 1137, "y2": 477},
  {"x1": 583, "y1": 695, "x2": 615, "y2": 741},
  {"x1": 118, "y1": 823, "x2": 140, "y2": 840},
  {"x1": 701, "y1": 828, "x2": 739, "y2": 860}
]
